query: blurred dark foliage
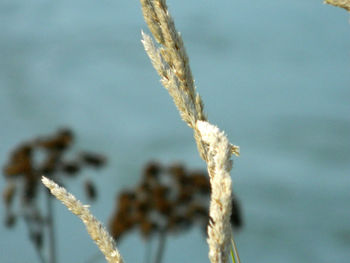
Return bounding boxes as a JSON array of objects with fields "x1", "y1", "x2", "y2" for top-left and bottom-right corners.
[
  {"x1": 2, "y1": 128, "x2": 106, "y2": 249},
  {"x1": 109, "y1": 161, "x2": 242, "y2": 242}
]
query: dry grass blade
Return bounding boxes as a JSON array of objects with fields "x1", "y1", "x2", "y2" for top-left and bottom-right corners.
[
  {"x1": 141, "y1": 0, "x2": 240, "y2": 163},
  {"x1": 140, "y1": 0, "x2": 208, "y2": 161},
  {"x1": 324, "y1": 0, "x2": 350, "y2": 11},
  {"x1": 41, "y1": 177, "x2": 124, "y2": 263},
  {"x1": 140, "y1": 1, "x2": 240, "y2": 262},
  {"x1": 197, "y1": 121, "x2": 234, "y2": 263}
]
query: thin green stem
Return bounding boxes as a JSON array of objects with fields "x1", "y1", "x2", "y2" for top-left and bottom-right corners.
[
  {"x1": 231, "y1": 231, "x2": 241, "y2": 263},
  {"x1": 230, "y1": 243, "x2": 236, "y2": 263}
]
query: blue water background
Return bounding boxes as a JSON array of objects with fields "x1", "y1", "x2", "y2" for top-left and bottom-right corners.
[{"x1": 0, "y1": 0, "x2": 349, "y2": 262}]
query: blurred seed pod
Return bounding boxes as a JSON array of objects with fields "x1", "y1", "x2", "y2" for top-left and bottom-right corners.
[
  {"x1": 135, "y1": 199, "x2": 150, "y2": 213},
  {"x1": 109, "y1": 220, "x2": 124, "y2": 240},
  {"x1": 4, "y1": 161, "x2": 32, "y2": 177},
  {"x1": 10, "y1": 144, "x2": 33, "y2": 162},
  {"x1": 176, "y1": 188, "x2": 193, "y2": 204},
  {"x1": 23, "y1": 176, "x2": 38, "y2": 204},
  {"x1": 31, "y1": 231, "x2": 43, "y2": 249},
  {"x1": 189, "y1": 172, "x2": 210, "y2": 194},
  {"x1": 132, "y1": 209, "x2": 147, "y2": 224},
  {"x1": 109, "y1": 161, "x2": 243, "y2": 242},
  {"x1": 168, "y1": 163, "x2": 186, "y2": 179},
  {"x1": 15, "y1": 144, "x2": 33, "y2": 157},
  {"x1": 152, "y1": 185, "x2": 169, "y2": 200},
  {"x1": 4, "y1": 213, "x2": 17, "y2": 228},
  {"x1": 61, "y1": 161, "x2": 81, "y2": 175},
  {"x1": 118, "y1": 191, "x2": 136, "y2": 212},
  {"x1": 154, "y1": 198, "x2": 173, "y2": 216},
  {"x1": 2, "y1": 128, "x2": 106, "y2": 235},
  {"x1": 3, "y1": 145, "x2": 33, "y2": 177},
  {"x1": 136, "y1": 182, "x2": 152, "y2": 197},
  {"x1": 231, "y1": 196, "x2": 243, "y2": 229},
  {"x1": 168, "y1": 214, "x2": 192, "y2": 231},
  {"x1": 140, "y1": 219, "x2": 157, "y2": 238},
  {"x1": 37, "y1": 129, "x2": 74, "y2": 151},
  {"x1": 109, "y1": 211, "x2": 135, "y2": 241},
  {"x1": 40, "y1": 153, "x2": 59, "y2": 175},
  {"x1": 84, "y1": 180, "x2": 97, "y2": 201},
  {"x1": 187, "y1": 204, "x2": 208, "y2": 219},
  {"x1": 2, "y1": 182, "x2": 16, "y2": 208},
  {"x1": 143, "y1": 161, "x2": 162, "y2": 180},
  {"x1": 80, "y1": 152, "x2": 106, "y2": 168}
]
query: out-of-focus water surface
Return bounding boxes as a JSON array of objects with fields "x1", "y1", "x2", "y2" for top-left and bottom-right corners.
[{"x1": 0, "y1": 0, "x2": 349, "y2": 262}]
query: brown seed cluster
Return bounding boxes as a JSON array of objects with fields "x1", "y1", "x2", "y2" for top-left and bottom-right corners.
[
  {"x1": 109, "y1": 162, "x2": 242, "y2": 241},
  {"x1": 2, "y1": 129, "x2": 106, "y2": 233}
]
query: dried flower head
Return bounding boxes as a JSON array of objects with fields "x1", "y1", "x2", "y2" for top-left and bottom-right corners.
[
  {"x1": 109, "y1": 161, "x2": 242, "y2": 242},
  {"x1": 2, "y1": 129, "x2": 107, "y2": 263}
]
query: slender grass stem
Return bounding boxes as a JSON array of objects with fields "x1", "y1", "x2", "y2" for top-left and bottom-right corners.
[
  {"x1": 154, "y1": 228, "x2": 167, "y2": 263},
  {"x1": 144, "y1": 237, "x2": 153, "y2": 263},
  {"x1": 231, "y1": 233, "x2": 241, "y2": 263},
  {"x1": 46, "y1": 189, "x2": 57, "y2": 263},
  {"x1": 23, "y1": 215, "x2": 47, "y2": 263},
  {"x1": 42, "y1": 176, "x2": 124, "y2": 263},
  {"x1": 230, "y1": 244, "x2": 236, "y2": 263}
]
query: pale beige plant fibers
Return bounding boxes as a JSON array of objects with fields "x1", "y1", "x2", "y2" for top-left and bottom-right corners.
[
  {"x1": 39, "y1": 0, "x2": 348, "y2": 262},
  {"x1": 140, "y1": 1, "x2": 239, "y2": 263},
  {"x1": 40, "y1": 0, "x2": 241, "y2": 263},
  {"x1": 196, "y1": 121, "x2": 234, "y2": 263},
  {"x1": 324, "y1": 0, "x2": 350, "y2": 11},
  {"x1": 41, "y1": 177, "x2": 124, "y2": 263}
]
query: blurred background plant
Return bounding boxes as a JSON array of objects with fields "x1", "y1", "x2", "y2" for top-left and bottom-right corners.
[
  {"x1": 2, "y1": 127, "x2": 243, "y2": 263},
  {"x1": 109, "y1": 161, "x2": 242, "y2": 263},
  {"x1": 0, "y1": 1, "x2": 349, "y2": 263},
  {"x1": 2, "y1": 129, "x2": 106, "y2": 263}
]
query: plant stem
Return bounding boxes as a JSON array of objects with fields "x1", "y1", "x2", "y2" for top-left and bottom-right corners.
[
  {"x1": 230, "y1": 244, "x2": 236, "y2": 263},
  {"x1": 144, "y1": 238, "x2": 153, "y2": 263},
  {"x1": 46, "y1": 189, "x2": 57, "y2": 263},
  {"x1": 231, "y1": 232, "x2": 241, "y2": 263},
  {"x1": 23, "y1": 215, "x2": 47, "y2": 263},
  {"x1": 154, "y1": 228, "x2": 167, "y2": 263}
]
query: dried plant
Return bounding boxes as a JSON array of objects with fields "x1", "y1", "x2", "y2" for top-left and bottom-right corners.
[
  {"x1": 40, "y1": 1, "x2": 242, "y2": 262},
  {"x1": 26, "y1": 1, "x2": 346, "y2": 263},
  {"x1": 2, "y1": 129, "x2": 106, "y2": 263},
  {"x1": 140, "y1": 1, "x2": 240, "y2": 262},
  {"x1": 324, "y1": 0, "x2": 350, "y2": 11},
  {"x1": 3, "y1": 129, "x2": 106, "y2": 208},
  {"x1": 196, "y1": 121, "x2": 236, "y2": 263},
  {"x1": 42, "y1": 177, "x2": 123, "y2": 263},
  {"x1": 109, "y1": 161, "x2": 242, "y2": 262}
]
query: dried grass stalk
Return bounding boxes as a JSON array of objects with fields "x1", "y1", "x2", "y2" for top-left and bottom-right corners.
[
  {"x1": 140, "y1": 0, "x2": 208, "y2": 161},
  {"x1": 140, "y1": 1, "x2": 240, "y2": 262},
  {"x1": 324, "y1": 0, "x2": 350, "y2": 11},
  {"x1": 41, "y1": 177, "x2": 124, "y2": 263},
  {"x1": 197, "y1": 121, "x2": 233, "y2": 263}
]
